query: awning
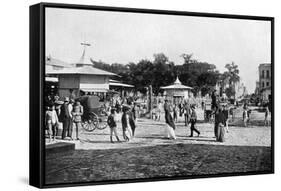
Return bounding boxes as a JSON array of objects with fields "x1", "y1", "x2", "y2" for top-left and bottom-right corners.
[
  {"x1": 109, "y1": 82, "x2": 134, "y2": 88},
  {"x1": 45, "y1": 77, "x2": 58, "y2": 82},
  {"x1": 80, "y1": 83, "x2": 109, "y2": 93},
  {"x1": 80, "y1": 89, "x2": 108, "y2": 93}
]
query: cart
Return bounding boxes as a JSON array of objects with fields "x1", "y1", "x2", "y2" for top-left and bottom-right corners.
[{"x1": 76, "y1": 95, "x2": 109, "y2": 132}]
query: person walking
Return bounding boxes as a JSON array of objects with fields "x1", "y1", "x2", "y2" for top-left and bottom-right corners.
[
  {"x1": 242, "y1": 107, "x2": 248, "y2": 127},
  {"x1": 184, "y1": 101, "x2": 191, "y2": 127},
  {"x1": 222, "y1": 104, "x2": 229, "y2": 133},
  {"x1": 264, "y1": 105, "x2": 270, "y2": 126},
  {"x1": 211, "y1": 90, "x2": 218, "y2": 110},
  {"x1": 128, "y1": 105, "x2": 137, "y2": 137},
  {"x1": 121, "y1": 105, "x2": 133, "y2": 141},
  {"x1": 107, "y1": 108, "x2": 121, "y2": 143},
  {"x1": 164, "y1": 99, "x2": 176, "y2": 139},
  {"x1": 59, "y1": 97, "x2": 73, "y2": 140},
  {"x1": 173, "y1": 104, "x2": 178, "y2": 123},
  {"x1": 71, "y1": 101, "x2": 83, "y2": 140},
  {"x1": 157, "y1": 101, "x2": 163, "y2": 121},
  {"x1": 214, "y1": 106, "x2": 226, "y2": 142},
  {"x1": 189, "y1": 105, "x2": 200, "y2": 137}
]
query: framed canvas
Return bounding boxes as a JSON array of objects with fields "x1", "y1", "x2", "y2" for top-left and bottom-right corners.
[{"x1": 29, "y1": 2, "x2": 274, "y2": 188}]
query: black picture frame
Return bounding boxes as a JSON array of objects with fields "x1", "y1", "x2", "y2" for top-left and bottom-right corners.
[{"x1": 30, "y1": 2, "x2": 274, "y2": 188}]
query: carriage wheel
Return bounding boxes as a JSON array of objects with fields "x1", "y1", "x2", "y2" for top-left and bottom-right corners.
[
  {"x1": 96, "y1": 119, "x2": 108, "y2": 130},
  {"x1": 82, "y1": 112, "x2": 98, "y2": 132}
]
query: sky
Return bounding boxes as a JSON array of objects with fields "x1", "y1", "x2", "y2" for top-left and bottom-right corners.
[{"x1": 46, "y1": 8, "x2": 271, "y2": 93}]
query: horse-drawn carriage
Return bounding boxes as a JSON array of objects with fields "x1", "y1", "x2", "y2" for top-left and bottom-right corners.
[{"x1": 76, "y1": 95, "x2": 109, "y2": 132}]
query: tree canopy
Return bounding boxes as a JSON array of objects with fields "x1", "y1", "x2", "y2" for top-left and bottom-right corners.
[{"x1": 90, "y1": 53, "x2": 239, "y2": 97}]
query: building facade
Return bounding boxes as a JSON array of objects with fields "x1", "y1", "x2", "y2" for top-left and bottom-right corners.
[{"x1": 258, "y1": 63, "x2": 271, "y2": 102}]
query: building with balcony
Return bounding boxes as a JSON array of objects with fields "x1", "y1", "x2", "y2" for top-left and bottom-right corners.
[{"x1": 258, "y1": 63, "x2": 271, "y2": 102}]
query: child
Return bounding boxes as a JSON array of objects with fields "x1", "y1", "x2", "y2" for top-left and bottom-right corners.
[
  {"x1": 189, "y1": 105, "x2": 200, "y2": 137},
  {"x1": 107, "y1": 108, "x2": 120, "y2": 143},
  {"x1": 45, "y1": 105, "x2": 59, "y2": 142}
]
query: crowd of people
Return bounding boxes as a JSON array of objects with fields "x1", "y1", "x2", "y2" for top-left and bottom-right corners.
[
  {"x1": 45, "y1": 94, "x2": 138, "y2": 143},
  {"x1": 45, "y1": 89, "x2": 271, "y2": 144},
  {"x1": 45, "y1": 96, "x2": 84, "y2": 142}
]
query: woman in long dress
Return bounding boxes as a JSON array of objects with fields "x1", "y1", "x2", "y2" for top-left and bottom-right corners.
[
  {"x1": 164, "y1": 99, "x2": 176, "y2": 139},
  {"x1": 214, "y1": 107, "x2": 226, "y2": 142},
  {"x1": 121, "y1": 105, "x2": 133, "y2": 141}
]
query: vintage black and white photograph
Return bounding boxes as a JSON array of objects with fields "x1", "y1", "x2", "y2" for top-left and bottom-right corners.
[{"x1": 44, "y1": 6, "x2": 273, "y2": 186}]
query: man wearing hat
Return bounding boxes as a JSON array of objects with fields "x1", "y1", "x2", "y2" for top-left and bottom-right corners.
[
  {"x1": 189, "y1": 104, "x2": 200, "y2": 137},
  {"x1": 59, "y1": 97, "x2": 73, "y2": 140}
]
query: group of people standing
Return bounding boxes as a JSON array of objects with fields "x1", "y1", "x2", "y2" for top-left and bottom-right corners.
[
  {"x1": 162, "y1": 90, "x2": 231, "y2": 143},
  {"x1": 107, "y1": 103, "x2": 137, "y2": 143},
  {"x1": 45, "y1": 96, "x2": 84, "y2": 142}
]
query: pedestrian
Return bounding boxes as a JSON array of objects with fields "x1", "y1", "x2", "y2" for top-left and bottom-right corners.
[
  {"x1": 264, "y1": 105, "x2": 270, "y2": 126},
  {"x1": 59, "y1": 97, "x2": 73, "y2": 140},
  {"x1": 247, "y1": 109, "x2": 251, "y2": 123},
  {"x1": 67, "y1": 99, "x2": 74, "y2": 138},
  {"x1": 173, "y1": 104, "x2": 178, "y2": 123},
  {"x1": 45, "y1": 105, "x2": 59, "y2": 142},
  {"x1": 222, "y1": 104, "x2": 229, "y2": 133},
  {"x1": 211, "y1": 90, "x2": 218, "y2": 110},
  {"x1": 107, "y1": 108, "x2": 121, "y2": 143},
  {"x1": 242, "y1": 107, "x2": 248, "y2": 127},
  {"x1": 201, "y1": 100, "x2": 205, "y2": 110},
  {"x1": 157, "y1": 101, "x2": 163, "y2": 121},
  {"x1": 184, "y1": 100, "x2": 191, "y2": 127},
  {"x1": 115, "y1": 100, "x2": 121, "y2": 113},
  {"x1": 131, "y1": 102, "x2": 138, "y2": 121},
  {"x1": 121, "y1": 105, "x2": 133, "y2": 141},
  {"x1": 164, "y1": 99, "x2": 176, "y2": 139},
  {"x1": 128, "y1": 105, "x2": 137, "y2": 137},
  {"x1": 229, "y1": 106, "x2": 235, "y2": 122},
  {"x1": 189, "y1": 105, "x2": 200, "y2": 137},
  {"x1": 71, "y1": 101, "x2": 83, "y2": 140},
  {"x1": 151, "y1": 105, "x2": 157, "y2": 120},
  {"x1": 214, "y1": 106, "x2": 226, "y2": 142}
]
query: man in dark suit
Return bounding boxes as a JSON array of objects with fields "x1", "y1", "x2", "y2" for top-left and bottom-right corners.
[{"x1": 59, "y1": 97, "x2": 72, "y2": 140}]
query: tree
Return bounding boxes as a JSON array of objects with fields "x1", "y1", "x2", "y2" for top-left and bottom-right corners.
[
  {"x1": 152, "y1": 53, "x2": 175, "y2": 95},
  {"x1": 224, "y1": 62, "x2": 240, "y2": 86},
  {"x1": 89, "y1": 53, "x2": 222, "y2": 97},
  {"x1": 222, "y1": 62, "x2": 240, "y2": 98}
]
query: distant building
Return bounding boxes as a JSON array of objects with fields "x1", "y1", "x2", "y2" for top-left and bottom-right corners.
[
  {"x1": 258, "y1": 63, "x2": 271, "y2": 101},
  {"x1": 46, "y1": 45, "x2": 117, "y2": 98},
  {"x1": 161, "y1": 76, "x2": 193, "y2": 101}
]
